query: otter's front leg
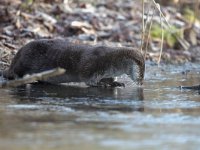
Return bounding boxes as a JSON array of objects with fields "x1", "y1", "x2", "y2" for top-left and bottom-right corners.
[{"x1": 97, "y1": 78, "x2": 125, "y2": 87}]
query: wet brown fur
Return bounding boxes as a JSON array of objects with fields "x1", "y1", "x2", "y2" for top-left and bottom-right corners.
[{"x1": 0, "y1": 39, "x2": 145, "y2": 86}]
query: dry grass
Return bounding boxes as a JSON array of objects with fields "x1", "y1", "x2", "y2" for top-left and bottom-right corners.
[{"x1": 140, "y1": 0, "x2": 199, "y2": 64}]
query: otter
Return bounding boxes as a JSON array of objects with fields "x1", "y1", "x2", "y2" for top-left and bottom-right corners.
[{"x1": 0, "y1": 39, "x2": 145, "y2": 87}]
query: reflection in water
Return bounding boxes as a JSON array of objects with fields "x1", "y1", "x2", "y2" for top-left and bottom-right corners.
[{"x1": 10, "y1": 83, "x2": 144, "y2": 112}]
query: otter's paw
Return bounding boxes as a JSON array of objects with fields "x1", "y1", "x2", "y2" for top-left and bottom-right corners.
[
  {"x1": 95, "y1": 82, "x2": 109, "y2": 87},
  {"x1": 110, "y1": 81, "x2": 125, "y2": 87},
  {"x1": 98, "y1": 78, "x2": 125, "y2": 87}
]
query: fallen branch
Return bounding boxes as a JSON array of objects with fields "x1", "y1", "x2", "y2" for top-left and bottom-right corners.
[
  {"x1": 0, "y1": 68, "x2": 66, "y2": 88},
  {"x1": 179, "y1": 84, "x2": 200, "y2": 91}
]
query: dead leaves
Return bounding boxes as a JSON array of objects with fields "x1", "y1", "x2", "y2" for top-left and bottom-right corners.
[{"x1": 0, "y1": 0, "x2": 200, "y2": 69}]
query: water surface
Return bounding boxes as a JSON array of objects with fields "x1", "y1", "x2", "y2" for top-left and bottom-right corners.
[{"x1": 0, "y1": 63, "x2": 200, "y2": 150}]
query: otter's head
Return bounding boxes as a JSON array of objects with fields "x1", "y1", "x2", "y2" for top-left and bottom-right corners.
[
  {"x1": 126, "y1": 50, "x2": 145, "y2": 85},
  {"x1": 128, "y1": 63, "x2": 145, "y2": 85}
]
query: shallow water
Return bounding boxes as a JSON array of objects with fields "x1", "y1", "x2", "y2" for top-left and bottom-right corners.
[{"x1": 0, "y1": 63, "x2": 200, "y2": 150}]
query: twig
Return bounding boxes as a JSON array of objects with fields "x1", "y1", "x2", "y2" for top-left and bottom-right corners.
[
  {"x1": 157, "y1": 3, "x2": 164, "y2": 65},
  {"x1": 0, "y1": 34, "x2": 12, "y2": 40},
  {"x1": 140, "y1": 0, "x2": 145, "y2": 52},
  {"x1": 151, "y1": 0, "x2": 190, "y2": 50},
  {"x1": 3, "y1": 43, "x2": 16, "y2": 50},
  {"x1": 143, "y1": 1, "x2": 153, "y2": 33},
  {"x1": 0, "y1": 61, "x2": 10, "y2": 66},
  {"x1": 144, "y1": 3, "x2": 155, "y2": 60},
  {"x1": 0, "y1": 68, "x2": 66, "y2": 88},
  {"x1": 193, "y1": 0, "x2": 200, "y2": 26}
]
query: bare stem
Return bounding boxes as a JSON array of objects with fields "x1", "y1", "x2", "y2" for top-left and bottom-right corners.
[
  {"x1": 145, "y1": 4, "x2": 155, "y2": 60},
  {"x1": 151, "y1": 0, "x2": 190, "y2": 50},
  {"x1": 157, "y1": 3, "x2": 164, "y2": 65},
  {"x1": 140, "y1": 0, "x2": 145, "y2": 52}
]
